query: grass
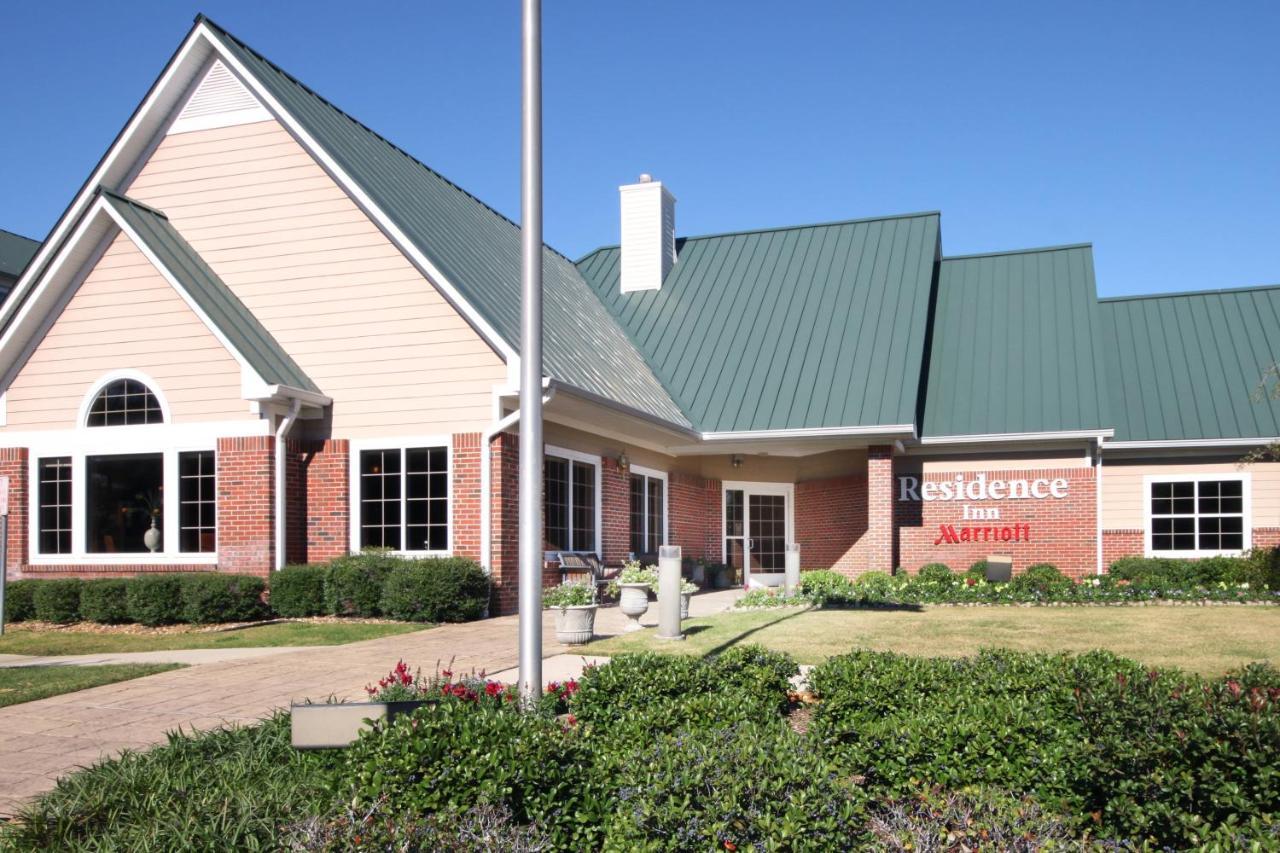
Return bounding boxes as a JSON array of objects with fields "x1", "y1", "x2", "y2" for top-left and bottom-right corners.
[
  {"x1": 582, "y1": 605, "x2": 1280, "y2": 675},
  {"x1": 0, "y1": 663, "x2": 183, "y2": 708},
  {"x1": 0, "y1": 620, "x2": 426, "y2": 657}
]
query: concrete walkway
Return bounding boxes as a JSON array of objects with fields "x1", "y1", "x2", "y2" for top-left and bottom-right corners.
[
  {"x1": 0, "y1": 647, "x2": 315, "y2": 668},
  {"x1": 0, "y1": 588, "x2": 741, "y2": 817}
]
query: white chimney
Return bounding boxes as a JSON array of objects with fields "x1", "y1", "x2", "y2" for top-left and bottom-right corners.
[{"x1": 619, "y1": 174, "x2": 676, "y2": 293}]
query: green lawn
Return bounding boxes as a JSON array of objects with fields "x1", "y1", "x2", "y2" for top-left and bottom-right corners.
[
  {"x1": 583, "y1": 605, "x2": 1280, "y2": 675},
  {"x1": 0, "y1": 663, "x2": 183, "y2": 708},
  {"x1": 0, "y1": 620, "x2": 426, "y2": 657}
]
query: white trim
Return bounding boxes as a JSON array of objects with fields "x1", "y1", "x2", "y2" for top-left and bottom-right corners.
[
  {"x1": 1106, "y1": 437, "x2": 1279, "y2": 451},
  {"x1": 703, "y1": 424, "x2": 916, "y2": 441},
  {"x1": 1094, "y1": 438, "x2": 1103, "y2": 575},
  {"x1": 348, "y1": 435, "x2": 454, "y2": 557},
  {"x1": 199, "y1": 25, "x2": 518, "y2": 368},
  {"x1": 544, "y1": 444, "x2": 603, "y2": 557},
  {"x1": 27, "y1": 428, "x2": 223, "y2": 566},
  {"x1": 627, "y1": 463, "x2": 669, "y2": 554},
  {"x1": 0, "y1": 391, "x2": 7, "y2": 427},
  {"x1": 1142, "y1": 472, "x2": 1253, "y2": 558},
  {"x1": 919, "y1": 429, "x2": 1114, "y2": 445},
  {"x1": 721, "y1": 480, "x2": 795, "y2": 587},
  {"x1": 0, "y1": 419, "x2": 268, "y2": 451},
  {"x1": 76, "y1": 369, "x2": 173, "y2": 428}
]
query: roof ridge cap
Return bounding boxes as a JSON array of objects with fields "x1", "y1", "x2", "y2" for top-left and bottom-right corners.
[
  {"x1": 943, "y1": 242, "x2": 1092, "y2": 261},
  {"x1": 1099, "y1": 282, "x2": 1280, "y2": 303}
]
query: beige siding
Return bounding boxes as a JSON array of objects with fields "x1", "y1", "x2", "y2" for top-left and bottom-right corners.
[
  {"x1": 125, "y1": 119, "x2": 507, "y2": 437},
  {"x1": 4, "y1": 232, "x2": 247, "y2": 429},
  {"x1": 1101, "y1": 458, "x2": 1280, "y2": 530}
]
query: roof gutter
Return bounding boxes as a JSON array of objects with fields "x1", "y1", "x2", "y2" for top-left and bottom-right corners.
[
  {"x1": 700, "y1": 423, "x2": 916, "y2": 442},
  {"x1": 917, "y1": 428, "x2": 1114, "y2": 446},
  {"x1": 1103, "y1": 437, "x2": 1278, "y2": 451}
]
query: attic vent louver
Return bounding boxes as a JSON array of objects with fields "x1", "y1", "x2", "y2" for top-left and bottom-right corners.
[{"x1": 168, "y1": 59, "x2": 270, "y2": 135}]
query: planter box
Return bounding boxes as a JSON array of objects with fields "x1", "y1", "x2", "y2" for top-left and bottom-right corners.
[
  {"x1": 553, "y1": 603, "x2": 597, "y2": 644},
  {"x1": 291, "y1": 699, "x2": 432, "y2": 749}
]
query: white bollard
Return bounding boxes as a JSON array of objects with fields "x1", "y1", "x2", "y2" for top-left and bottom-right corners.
[
  {"x1": 784, "y1": 543, "x2": 801, "y2": 595},
  {"x1": 656, "y1": 545, "x2": 684, "y2": 641}
]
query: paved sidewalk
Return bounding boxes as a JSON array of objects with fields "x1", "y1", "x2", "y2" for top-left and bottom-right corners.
[
  {"x1": 0, "y1": 647, "x2": 315, "y2": 668},
  {"x1": 0, "y1": 588, "x2": 741, "y2": 816}
]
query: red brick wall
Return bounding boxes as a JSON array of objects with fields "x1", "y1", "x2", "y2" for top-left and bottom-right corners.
[
  {"x1": 601, "y1": 457, "x2": 630, "y2": 564},
  {"x1": 452, "y1": 433, "x2": 482, "y2": 561},
  {"x1": 216, "y1": 436, "x2": 274, "y2": 578},
  {"x1": 0, "y1": 448, "x2": 28, "y2": 581},
  {"x1": 895, "y1": 465, "x2": 1098, "y2": 578},
  {"x1": 489, "y1": 433, "x2": 520, "y2": 615},
  {"x1": 796, "y1": 473, "x2": 868, "y2": 575},
  {"x1": 1255, "y1": 528, "x2": 1280, "y2": 550},
  {"x1": 669, "y1": 471, "x2": 719, "y2": 561},
  {"x1": 1102, "y1": 529, "x2": 1143, "y2": 569},
  {"x1": 286, "y1": 438, "x2": 348, "y2": 565}
]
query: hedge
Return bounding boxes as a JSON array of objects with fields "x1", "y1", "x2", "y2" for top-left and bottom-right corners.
[
  {"x1": 79, "y1": 579, "x2": 131, "y2": 624},
  {"x1": 32, "y1": 578, "x2": 82, "y2": 624},
  {"x1": 179, "y1": 573, "x2": 266, "y2": 624},
  {"x1": 268, "y1": 564, "x2": 328, "y2": 618},
  {"x1": 378, "y1": 558, "x2": 488, "y2": 623},
  {"x1": 325, "y1": 552, "x2": 400, "y2": 617},
  {"x1": 3, "y1": 579, "x2": 37, "y2": 622},
  {"x1": 125, "y1": 574, "x2": 185, "y2": 626}
]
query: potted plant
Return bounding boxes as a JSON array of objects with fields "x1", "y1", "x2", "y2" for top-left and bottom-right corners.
[
  {"x1": 680, "y1": 579, "x2": 698, "y2": 619},
  {"x1": 618, "y1": 560, "x2": 658, "y2": 633},
  {"x1": 707, "y1": 562, "x2": 731, "y2": 589},
  {"x1": 543, "y1": 580, "x2": 597, "y2": 645}
]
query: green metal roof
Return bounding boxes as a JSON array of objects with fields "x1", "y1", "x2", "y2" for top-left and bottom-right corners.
[
  {"x1": 576, "y1": 213, "x2": 939, "y2": 433},
  {"x1": 103, "y1": 189, "x2": 320, "y2": 393},
  {"x1": 921, "y1": 244, "x2": 1111, "y2": 437},
  {"x1": 0, "y1": 228, "x2": 39, "y2": 293},
  {"x1": 1100, "y1": 285, "x2": 1280, "y2": 442},
  {"x1": 202, "y1": 17, "x2": 689, "y2": 428}
]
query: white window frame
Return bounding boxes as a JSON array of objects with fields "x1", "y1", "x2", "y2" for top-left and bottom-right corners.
[
  {"x1": 1143, "y1": 473, "x2": 1251, "y2": 558},
  {"x1": 77, "y1": 369, "x2": 173, "y2": 427},
  {"x1": 544, "y1": 444, "x2": 602, "y2": 557},
  {"x1": 348, "y1": 435, "x2": 454, "y2": 558},
  {"x1": 628, "y1": 463, "x2": 669, "y2": 555},
  {"x1": 722, "y1": 481, "x2": 796, "y2": 582}
]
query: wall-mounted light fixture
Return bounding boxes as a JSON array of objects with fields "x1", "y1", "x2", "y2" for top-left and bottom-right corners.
[
  {"x1": 617, "y1": 451, "x2": 630, "y2": 472},
  {"x1": 731, "y1": 454, "x2": 743, "y2": 469}
]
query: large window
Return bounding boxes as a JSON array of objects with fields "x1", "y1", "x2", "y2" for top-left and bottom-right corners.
[
  {"x1": 544, "y1": 450, "x2": 597, "y2": 553},
  {"x1": 629, "y1": 470, "x2": 666, "y2": 555},
  {"x1": 359, "y1": 446, "x2": 449, "y2": 552},
  {"x1": 37, "y1": 457, "x2": 72, "y2": 555},
  {"x1": 1148, "y1": 476, "x2": 1248, "y2": 555},
  {"x1": 85, "y1": 379, "x2": 164, "y2": 426},
  {"x1": 87, "y1": 453, "x2": 163, "y2": 553}
]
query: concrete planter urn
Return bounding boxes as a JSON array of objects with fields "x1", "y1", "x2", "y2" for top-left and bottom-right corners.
[
  {"x1": 553, "y1": 604, "x2": 598, "y2": 645},
  {"x1": 619, "y1": 583, "x2": 651, "y2": 632}
]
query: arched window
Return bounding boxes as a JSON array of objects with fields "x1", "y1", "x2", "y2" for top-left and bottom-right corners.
[{"x1": 86, "y1": 379, "x2": 165, "y2": 427}]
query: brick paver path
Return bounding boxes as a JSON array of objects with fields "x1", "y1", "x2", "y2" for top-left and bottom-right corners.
[{"x1": 0, "y1": 589, "x2": 741, "y2": 816}]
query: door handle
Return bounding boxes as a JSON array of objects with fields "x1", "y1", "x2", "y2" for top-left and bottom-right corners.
[{"x1": 747, "y1": 539, "x2": 754, "y2": 550}]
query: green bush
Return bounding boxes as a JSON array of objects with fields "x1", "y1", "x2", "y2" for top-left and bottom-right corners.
[
  {"x1": 710, "y1": 644, "x2": 799, "y2": 711},
  {"x1": 325, "y1": 551, "x2": 400, "y2": 616},
  {"x1": 268, "y1": 564, "x2": 329, "y2": 618},
  {"x1": 125, "y1": 574, "x2": 184, "y2": 626},
  {"x1": 797, "y1": 569, "x2": 856, "y2": 603},
  {"x1": 810, "y1": 648, "x2": 1280, "y2": 847},
  {"x1": 1110, "y1": 550, "x2": 1280, "y2": 590},
  {"x1": 179, "y1": 573, "x2": 266, "y2": 624},
  {"x1": 571, "y1": 652, "x2": 717, "y2": 726},
  {"x1": 3, "y1": 579, "x2": 38, "y2": 622},
  {"x1": 32, "y1": 578, "x2": 82, "y2": 624},
  {"x1": 917, "y1": 562, "x2": 953, "y2": 580},
  {"x1": 1010, "y1": 562, "x2": 1071, "y2": 596},
  {"x1": 867, "y1": 786, "x2": 1077, "y2": 850},
  {"x1": 379, "y1": 557, "x2": 489, "y2": 623},
  {"x1": 79, "y1": 579, "x2": 131, "y2": 624},
  {"x1": 966, "y1": 559, "x2": 989, "y2": 578}
]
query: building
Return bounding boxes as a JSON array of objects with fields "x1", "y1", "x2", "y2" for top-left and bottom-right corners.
[
  {"x1": 0, "y1": 228, "x2": 39, "y2": 304},
  {"x1": 1, "y1": 17, "x2": 1276, "y2": 612}
]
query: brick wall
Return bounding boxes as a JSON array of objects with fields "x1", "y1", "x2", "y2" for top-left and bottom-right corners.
[
  {"x1": 0, "y1": 448, "x2": 27, "y2": 581},
  {"x1": 601, "y1": 457, "x2": 630, "y2": 564},
  {"x1": 216, "y1": 436, "x2": 274, "y2": 578},
  {"x1": 795, "y1": 473, "x2": 868, "y2": 575},
  {"x1": 286, "y1": 438, "x2": 348, "y2": 565},
  {"x1": 1102, "y1": 529, "x2": 1143, "y2": 569},
  {"x1": 489, "y1": 432, "x2": 520, "y2": 615},
  {"x1": 895, "y1": 465, "x2": 1098, "y2": 578},
  {"x1": 669, "y1": 471, "x2": 719, "y2": 561},
  {"x1": 452, "y1": 433, "x2": 482, "y2": 561}
]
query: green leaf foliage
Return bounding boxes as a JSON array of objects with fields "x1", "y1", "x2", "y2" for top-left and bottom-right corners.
[
  {"x1": 125, "y1": 574, "x2": 185, "y2": 626},
  {"x1": 3, "y1": 579, "x2": 38, "y2": 622},
  {"x1": 324, "y1": 551, "x2": 399, "y2": 617},
  {"x1": 378, "y1": 557, "x2": 488, "y2": 623},
  {"x1": 268, "y1": 564, "x2": 329, "y2": 618},
  {"x1": 32, "y1": 578, "x2": 82, "y2": 624},
  {"x1": 179, "y1": 573, "x2": 267, "y2": 624},
  {"x1": 78, "y1": 579, "x2": 131, "y2": 624}
]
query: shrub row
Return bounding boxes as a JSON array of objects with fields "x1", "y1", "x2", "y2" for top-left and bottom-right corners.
[
  {"x1": 3, "y1": 574, "x2": 267, "y2": 626},
  {"x1": 270, "y1": 553, "x2": 488, "y2": 623}
]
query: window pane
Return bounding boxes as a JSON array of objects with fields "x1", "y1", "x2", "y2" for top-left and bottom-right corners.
[
  {"x1": 629, "y1": 475, "x2": 645, "y2": 555},
  {"x1": 726, "y1": 490, "x2": 744, "y2": 538},
  {"x1": 406, "y1": 446, "x2": 448, "y2": 552},
  {"x1": 87, "y1": 454, "x2": 164, "y2": 553},
  {"x1": 1152, "y1": 479, "x2": 1246, "y2": 554},
  {"x1": 178, "y1": 450, "x2": 216, "y2": 553},
  {"x1": 360, "y1": 449, "x2": 401, "y2": 550},
  {"x1": 571, "y1": 461, "x2": 596, "y2": 552},
  {"x1": 544, "y1": 458, "x2": 568, "y2": 551},
  {"x1": 86, "y1": 379, "x2": 164, "y2": 427},
  {"x1": 647, "y1": 477, "x2": 664, "y2": 553},
  {"x1": 37, "y1": 457, "x2": 72, "y2": 555}
]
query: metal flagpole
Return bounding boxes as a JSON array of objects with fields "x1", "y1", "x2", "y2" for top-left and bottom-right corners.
[{"x1": 517, "y1": 0, "x2": 544, "y2": 704}]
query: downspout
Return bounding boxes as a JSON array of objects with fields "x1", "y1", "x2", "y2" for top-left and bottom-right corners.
[
  {"x1": 479, "y1": 385, "x2": 556, "y2": 574},
  {"x1": 1095, "y1": 436, "x2": 1104, "y2": 576},
  {"x1": 274, "y1": 398, "x2": 302, "y2": 571}
]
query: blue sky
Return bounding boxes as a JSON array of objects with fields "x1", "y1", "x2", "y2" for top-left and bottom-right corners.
[{"x1": 2, "y1": 1, "x2": 1277, "y2": 297}]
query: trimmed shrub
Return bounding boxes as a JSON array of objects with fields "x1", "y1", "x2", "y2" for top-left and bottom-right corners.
[
  {"x1": 966, "y1": 559, "x2": 989, "y2": 578},
  {"x1": 797, "y1": 569, "x2": 855, "y2": 603},
  {"x1": 917, "y1": 562, "x2": 953, "y2": 581},
  {"x1": 126, "y1": 574, "x2": 184, "y2": 626},
  {"x1": 3, "y1": 579, "x2": 38, "y2": 622},
  {"x1": 1010, "y1": 562, "x2": 1070, "y2": 596},
  {"x1": 379, "y1": 557, "x2": 489, "y2": 623},
  {"x1": 325, "y1": 551, "x2": 400, "y2": 617},
  {"x1": 1109, "y1": 551, "x2": 1280, "y2": 590},
  {"x1": 710, "y1": 644, "x2": 799, "y2": 711},
  {"x1": 867, "y1": 787, "x2": 1076, "y2": 851},
  {"x1": 79, "y1": 579, "x2": 131, "y2": 624},
  {"x1": 180, "y1": 573, "x2": 266, "y2": 624},
  {"x1": 33, "y1": 578, "x2": 82, "y2": 624},
  {"x1": 269, "y1": 564, "x2": 329, "y2": 618}
]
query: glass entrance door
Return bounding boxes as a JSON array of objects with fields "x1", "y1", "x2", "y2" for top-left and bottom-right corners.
[{"x1": 724, "y1": 483, "x2": 792, "y2": 587}]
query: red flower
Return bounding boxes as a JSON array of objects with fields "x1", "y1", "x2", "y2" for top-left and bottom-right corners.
[{"x1": 1226, "y1": 680, "x2": 1242, "y2": 699}]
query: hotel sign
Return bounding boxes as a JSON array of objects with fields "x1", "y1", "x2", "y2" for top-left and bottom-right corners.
[{"x1": 897, "y1": 474, "x2": 1069, "y2": 546}]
